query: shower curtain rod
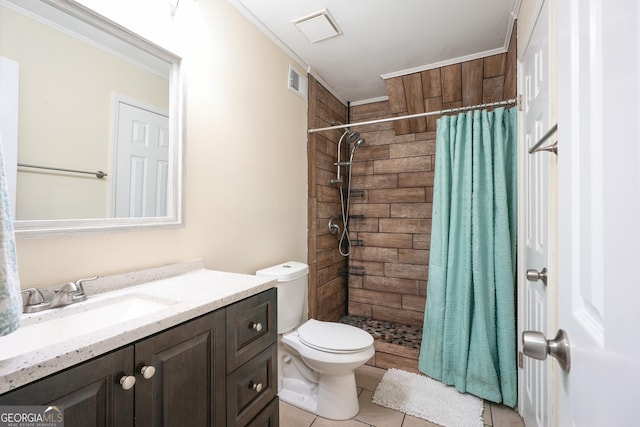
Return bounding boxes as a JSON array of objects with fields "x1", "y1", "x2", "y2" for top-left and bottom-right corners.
[{"x1": 307, "y1": 98, "x2": 518, "y2": 134}]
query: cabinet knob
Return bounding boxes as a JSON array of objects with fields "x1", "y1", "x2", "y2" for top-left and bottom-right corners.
[
  {"x1": 251, "y1": 382, "x2": 263, "y2": 393},
  {"x1": 251, "y1": 322, "x2": 263, "y2": 332},
  {"x1": 120, "y1": 375, "x2": 136, "y2": 390},
  {"x1": 140, "y1": 365, "x2": 156, "y2": 379}
]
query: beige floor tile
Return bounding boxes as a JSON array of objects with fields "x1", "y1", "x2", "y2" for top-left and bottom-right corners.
[
  {"x1": 355, "y1": 389, "x2": 404, "y2": 427},
  {"x1": 482, "y1": 401, "x2": 492, "y2": 425},
  {"x1": 311, "y1": 416, "x2": 372, "y2": 427},
  {"x1": 355, "y1": 365, "x2": 386, "y2": 392},
  {"x1": 489, "y1": 403, "x2": 524, "y2": 427},
  {"x1": 279, "y1": 400, "x2": 316, "y2": 427},
  {"x1": 400, "y1": 414, "x2": 441, "y2": 427}
]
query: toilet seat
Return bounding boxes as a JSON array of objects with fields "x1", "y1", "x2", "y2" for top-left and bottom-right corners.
[{"x1": 297, "y1": 319, "x2": 373, "y2": 354}]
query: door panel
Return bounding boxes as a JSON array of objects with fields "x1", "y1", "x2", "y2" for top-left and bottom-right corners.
[
  {"x1": 557, "y1": 0, "x2": 640, "y2": 424},
  {"x1": 518, "y1": 1, "x2": 553, "y2": 426}
]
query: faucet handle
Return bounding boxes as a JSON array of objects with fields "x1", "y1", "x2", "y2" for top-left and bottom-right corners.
[
  {"x1": 21, "y1": 288, "x2": 45, "y2": 306},
  {"x1": 74, "y1": 275, "x2": 99, "y2": 293}
]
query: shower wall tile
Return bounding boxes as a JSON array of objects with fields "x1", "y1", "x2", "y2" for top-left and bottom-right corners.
[
  {"x1": 398, "y1": 249, "x2": 429, "y2": 265},
  {"x1": 351, "y1": 288, "x2": 402, "y2": 308},
  {"x1": 351, "y1": 247, "x2": 399, "y2": 263},
  {"x1": 379, "y1": 218, "x2": 430, "y2": 234},
  {"x1": 402, "y1": 295, "x2": 426, "y2": 312},
  {"x1": 364, "y1": 276, "x2": 420, "y2": 295},
  {"x1": 462, "y1": 58, "x2": 484, "y2": 106},
  {"x1": 384, "y1": 263, "x2": 428, "y2": 281},
  {"x1": 398, "y1": 171, "x2": 434, "y2": 187},
  {"x1": 349, "y1": 203, "x2": 390, "y2": 218},
  {"x1": 367, "y1": 188, "x2": 426, "y2": 204},
  {"x1": 373, "y1": 304, "x2": 423, "y2": 326},
  {"x1": 389, "y1": 141, "x2": 432, "y2": 158},
  {"x1": 308, "y1": 75, "x2": 347, "y2": 321},
  {"x1": 357, "y1": 232, "x2": 413, "y2": 249},
  {"x1": 484, "y1": 53, "x2": 507, "y2": 78},
  {"x1": 390, "y1": 203, "x2": 432, "y2": 218},
  {"x1": 441, "y1": 63, "x2": 463, "y2": 103},
  {"x1": 483, "y1": 75, "x2": 506, "y2": 103},
  {"x1": 351, "y1": 174, "x2": 398, "y2": 189},
  {"x1": 421, "y1": 68, "x2": 442, "y2": 98},
  {"x1": 373, "y1": 157, "x2": 431, "y2": 174}
]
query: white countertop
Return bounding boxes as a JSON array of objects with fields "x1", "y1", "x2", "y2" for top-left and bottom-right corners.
[{"x1": 0, "y1": 260, "x2": 276, "y2": 395}]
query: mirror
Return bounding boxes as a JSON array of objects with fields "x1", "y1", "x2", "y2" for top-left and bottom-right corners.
[{"x1": 0, "y1": 0, "x2": 184, "y2": 237}]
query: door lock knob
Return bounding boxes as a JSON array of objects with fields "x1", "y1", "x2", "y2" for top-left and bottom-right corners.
[
  {"x1": 526, "y1": 268, "x2": 548, "y2": 285},
  {"x1": 522, "y1": 329, "x2": 571, "y2": 372}
]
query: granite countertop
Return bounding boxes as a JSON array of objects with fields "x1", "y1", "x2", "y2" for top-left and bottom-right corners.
[{"x1": 0, "y1": 260, "x2": 276, "y2": 395}]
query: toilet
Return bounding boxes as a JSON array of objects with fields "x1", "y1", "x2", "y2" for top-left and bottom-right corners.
[{"x1": 256, "y1": 261, "x2": 375, "y2": 420}]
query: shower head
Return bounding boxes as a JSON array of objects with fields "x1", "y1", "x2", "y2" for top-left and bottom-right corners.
[
  {"x1": 345, "y1": 129, "x2": 361, "y2": 144},
  {"x1": 348, "y1": 135, "x2": 365, "y2": 162},
  {"x1": 352, "y1": 136, "x2": 365, "y2": 149}
]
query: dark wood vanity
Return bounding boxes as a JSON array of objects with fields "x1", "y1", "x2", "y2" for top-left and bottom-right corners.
[{"x1": 0, "y1": 289, "x2": 278, "y2": 427}]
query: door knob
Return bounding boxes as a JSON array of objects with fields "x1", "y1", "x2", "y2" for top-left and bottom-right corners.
[
  {"x1": 522, "y1": 329, "x2": 571, "y2": 372},
  {"x1": 526, "y1": 268, "x2": 547, "y2": 285}
]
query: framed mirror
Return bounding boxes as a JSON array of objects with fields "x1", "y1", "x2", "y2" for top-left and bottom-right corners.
[{"x1": 0, "y1": 0, "x2": 184, "y2": 238}]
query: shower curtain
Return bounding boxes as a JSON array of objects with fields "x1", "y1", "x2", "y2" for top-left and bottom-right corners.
[
  {"x1": 418, "y1": 107, "x2": 517, "y2": 407},
  {"x1": 0, "y1": 135, "x2": 22, "y2": 337}
]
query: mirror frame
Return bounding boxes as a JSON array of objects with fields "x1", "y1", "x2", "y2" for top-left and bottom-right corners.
[{"x1": 10, "y1": 0, "x2": 185, "y2": 239}]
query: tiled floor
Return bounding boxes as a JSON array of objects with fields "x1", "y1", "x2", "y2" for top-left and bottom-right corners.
[{"x1": 279, "y1": 365, "x2": 525, "y2": 427}]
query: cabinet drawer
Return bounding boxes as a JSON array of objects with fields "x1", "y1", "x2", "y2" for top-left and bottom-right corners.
[
  {"x1": 226, "y1": 288, "x2": 276, "y2": 372},
  {"x1": 226, "y1": 345, "x2": 277, "y2": 427},
  {"x1": 246, "y1": 397, "x2": 279, "y2": 427}
]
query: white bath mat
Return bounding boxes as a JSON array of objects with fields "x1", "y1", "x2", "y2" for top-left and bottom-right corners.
[{"x1": 372, "y1": 368, "x2": 483, "y2": 427}]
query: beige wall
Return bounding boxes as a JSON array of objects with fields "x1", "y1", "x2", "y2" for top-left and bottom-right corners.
[{"x1": 14, "y1": 0, "x2": 308, "y2": 287}]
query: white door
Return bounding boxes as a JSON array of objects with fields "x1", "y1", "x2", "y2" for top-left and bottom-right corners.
[
  {"x1": 113, "y1": 101, "x2": 169, "y2": 217},
  {"x1": 556, "y1": 0, "x2": 640, "y2": 425},
  {"x1": 518, "y1": 1, "x2": 554, "y2": 425}
]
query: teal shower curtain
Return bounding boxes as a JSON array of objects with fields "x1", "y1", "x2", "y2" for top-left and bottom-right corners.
[{"x1": 418, "y1": 107, "x2": 517, "y2": 407}]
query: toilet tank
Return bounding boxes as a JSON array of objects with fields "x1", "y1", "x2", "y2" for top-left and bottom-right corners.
[{"x1": 256, "y1": 261, "x2": 309, "y2": 334}]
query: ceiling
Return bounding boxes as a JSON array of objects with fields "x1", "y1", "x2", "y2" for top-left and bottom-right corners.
[{"x1": 227, "y1": 0, "x2": 520, "y2": 104}]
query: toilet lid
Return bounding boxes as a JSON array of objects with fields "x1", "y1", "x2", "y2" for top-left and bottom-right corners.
[{"x1": 297, "y1": 319, "x2": 373, "y2": 353}]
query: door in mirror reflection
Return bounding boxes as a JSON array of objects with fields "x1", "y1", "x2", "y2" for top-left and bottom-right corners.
[{"x1": 113, "y1": 101, "x2": 169, "y2": 218}]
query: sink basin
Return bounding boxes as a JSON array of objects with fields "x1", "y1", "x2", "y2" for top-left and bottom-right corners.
[{"x1": 0, "y1": 293, "x2": 176, "y2": 361}]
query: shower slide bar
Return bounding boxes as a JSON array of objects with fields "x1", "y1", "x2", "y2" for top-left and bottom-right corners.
[
  {"x1": 308, "y1": 98, "x2": 518, "y2": 133},
  {"x1": 528, "y1": 124, "x2": 558, "y2": 155},
  {"x1": 18, "y1": 163, "x2": 107, "y2": 179}
]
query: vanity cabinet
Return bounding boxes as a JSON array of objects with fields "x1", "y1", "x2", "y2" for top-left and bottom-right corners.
[{"x1": 0, "y1": 288, "x2": 278, "y2": 427}]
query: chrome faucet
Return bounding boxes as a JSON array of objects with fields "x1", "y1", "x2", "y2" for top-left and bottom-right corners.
[{"x1": 21, "y1": 276, "x2": 98, "y2": 313}]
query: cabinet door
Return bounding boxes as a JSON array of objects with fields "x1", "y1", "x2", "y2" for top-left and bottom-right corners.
[
  {"x1": 0, "y1": 347, "x2": 134, "y2": 427},
  {"x1": 135, "y1": 309, "x2": 226, "y2": 427}
]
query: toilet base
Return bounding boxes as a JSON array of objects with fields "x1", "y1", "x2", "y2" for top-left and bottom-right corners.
[{"x1": 279, "y1": 371, "x2": 360, "y2": 420}]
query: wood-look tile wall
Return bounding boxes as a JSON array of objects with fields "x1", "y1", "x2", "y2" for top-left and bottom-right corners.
[
  {"x1": 307, "y1": 75, "x2": 349, "y2": 321},
  {"x1": 347, "y1": 30, "x2": 517, "y2": 326}
]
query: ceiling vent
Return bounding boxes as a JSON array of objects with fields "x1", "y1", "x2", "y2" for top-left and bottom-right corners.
[{"x1": 293, "y1": 9, "x2": 341, "y2": 43}]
